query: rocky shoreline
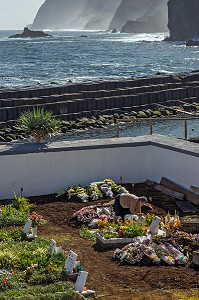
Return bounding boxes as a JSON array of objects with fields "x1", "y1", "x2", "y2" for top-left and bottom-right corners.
[{"x1": 1, "y1": 102, "x2": 198, "y2": 143}]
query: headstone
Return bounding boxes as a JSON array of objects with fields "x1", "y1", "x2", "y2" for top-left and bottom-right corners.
[
  {"x1": 149, "y1": 216, "x2": 161, "y2": 233},
  {"x1": 55, "y1": 246, "x2": 62, "y2": 254},
  {"x1": 193, "y1": 250, "x2": 199, "y2": 266},
  {"x1": 49, "y1": 239, "x2": 56, "y2": 256},
  {"x1": 75, "y1": 271, "x2": 88, "y2": 292},
  {"x1": 64, "y1": 250, "x2": 78, "y2": 273},
  {"x1": 23, "y1": 219, "x2": 32, "y2": 235}
]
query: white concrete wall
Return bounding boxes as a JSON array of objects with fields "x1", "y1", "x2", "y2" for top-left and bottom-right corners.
[
  {"x1": 0, "y1": 135, "x2": 199, "y2": 199},
  {"x1": 0, "y1": 145, "x2": 151, "y2": 199},
  {"x1": 150, "y1": 145, "x2": 199, "y2": 190}
]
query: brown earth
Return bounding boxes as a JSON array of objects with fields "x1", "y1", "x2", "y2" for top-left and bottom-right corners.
[{"x1": 30, "y1": 184, "x2": 199, "y2": 300}]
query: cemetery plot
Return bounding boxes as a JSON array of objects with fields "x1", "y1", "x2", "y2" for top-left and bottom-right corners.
[{"x1": 0, "y1": 182, "x2": 198, "y2": 300}]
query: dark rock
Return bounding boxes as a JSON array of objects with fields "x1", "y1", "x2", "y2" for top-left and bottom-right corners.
[
  {"x1": 186, "y1": 40, "x2": 199, "y2": 47},
  {"x1": 167, "y1": 0, "x2": 199, "y2": 41},
  {"x1": 111, "y1": 28, "x2": 117, "y2": 33},
  {"x1": 9, "y1": 27, "x2": 51, "y2": 38}
]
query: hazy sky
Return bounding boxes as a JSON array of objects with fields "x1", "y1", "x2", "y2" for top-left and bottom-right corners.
[{"x1": 0, "y1": 0, "x2": 45, "y2": 30}]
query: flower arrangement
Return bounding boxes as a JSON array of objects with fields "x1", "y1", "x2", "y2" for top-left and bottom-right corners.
[
  {"x1": 73, "y1": 207, "x2": 98, "y2": 223},
  {"x1": 29, "y1": 213, "x2": 47, "y2": 227},
  {"x1": 100, "y1": 220, "x2": 147, "y2": 239},
  {"x1": 160, "y1": 212, "x2": 181, "y2": 236},
  {"x1": 58, "y1": 179, "x2": 124, "y2": 202},
  {"x1": 113, "y1": 235, "x2": 189, "y2": 266}
]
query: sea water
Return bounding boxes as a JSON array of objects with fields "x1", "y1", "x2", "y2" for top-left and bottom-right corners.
[
  {"x1": 0, "y1": 30, "x2": 199, "y2": 140},
  {"x1": 1, "y1": 30, "x2": 199, "y2": 89}
]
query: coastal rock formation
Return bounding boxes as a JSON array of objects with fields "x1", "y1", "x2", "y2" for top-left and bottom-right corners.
[
  {"x1": 31, "y1": 0, "x2": 121, "y2": 30},
  {"x1": 9, "y1": 27, "x2": 51, "y2": 38},
  {"x1": 121, "y1": 0, "x2": 168, "y2": 33},
  {"x1": 167, "y1": 0, "x2": 199, "y2": 41},
  {"x1": 71, "y1": 0, "x2": 122, "y2": 30},
  {"x1": 31, "y1": 0, "x2": 87, "y2": 30},
  {"x1": 109, "y1": 0, "x2": 152, "y2": 31}
]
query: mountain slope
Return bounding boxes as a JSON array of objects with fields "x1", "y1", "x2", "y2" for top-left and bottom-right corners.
[
  {"x1": 109, "y1": 0, "x2": 153, "y2": 30},
  {"x1": 31, "y1": 0, "x2": 87, "y2": 30}
]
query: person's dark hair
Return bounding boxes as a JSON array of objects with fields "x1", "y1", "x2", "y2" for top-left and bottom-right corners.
[
  {"x1": 141, "y1": 204, "x2": 153, "y2": 214},
  {"x1": 138, "y1": 196, "x2": 148, "y2": 204}
]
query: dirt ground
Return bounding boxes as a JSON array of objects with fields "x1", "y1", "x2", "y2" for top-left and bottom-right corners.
[{"x1": 30, "y1": 184, "x2": 199, "y2": 300}]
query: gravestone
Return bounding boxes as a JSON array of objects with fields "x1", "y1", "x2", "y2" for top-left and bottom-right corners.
[
  {"x1": 149, "y1": 216, "x2": 161, "y2": 234},
  {"x1": 55, "y1": 246, "x2": 62, "y2": 254},
  {"x1": 49, "y1": 239, "x2": 56, "y2": 256},
  {"x1": 64, "y1": 250, "x2": 78, "y2": 273},
  {"x1": 23, "y1": 219, "x2": 32, "y2": 235},
  {"x1": 193, "y1": 250, "x2": 199, "y2": 266},
  {"x1": 75, "y1": 271, "x2": 88, "y2": 292}
]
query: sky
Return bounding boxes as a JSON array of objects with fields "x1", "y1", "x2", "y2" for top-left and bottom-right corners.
[{"x1": 0, "y1": 0, "x2": 45, "y2": 30}]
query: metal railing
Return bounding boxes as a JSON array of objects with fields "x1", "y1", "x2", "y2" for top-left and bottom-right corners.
[{"x1": 115, "y1": 117, "x2": 199, "y2": 140}]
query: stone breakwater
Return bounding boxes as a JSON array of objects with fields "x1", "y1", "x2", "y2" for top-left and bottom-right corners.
[{"x1": 1, "y1": 73, "x2": 199, "y2": 142}]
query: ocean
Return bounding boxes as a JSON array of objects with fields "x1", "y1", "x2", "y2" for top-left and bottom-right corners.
[
  {"x1": 0, "y1": 30, "x2": 199, "y2": 89},
  {"x1": 1, "y1": 30, "x2": 199, "y2": 141}
]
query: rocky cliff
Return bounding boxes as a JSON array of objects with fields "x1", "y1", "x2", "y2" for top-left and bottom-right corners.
[
  {"x1": 73, "y1": 0, "x2": 122, "y2": 30},
  {"x1": 121, "y1": 0, "x2": 168, "y2": 33},
  {"x1": 31, "y1": 0, "x2": 87, "y2": 30},
  {"x1": 168, "y1": 0, "x2": 199, "y2": 41},
  {"x1": 31, "y1": 0, "x2": 121, "y2": 30},
  {"x1": 109, "y1": 0, "x2": 153, "y2": 31}
]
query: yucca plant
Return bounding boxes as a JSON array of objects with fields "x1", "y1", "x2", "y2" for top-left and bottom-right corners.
[{"x1": 17, "y1": 107, "x2": 61, "y2": 143}]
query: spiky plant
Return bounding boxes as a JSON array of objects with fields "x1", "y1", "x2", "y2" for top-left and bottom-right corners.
[{"x1": 17, "y1": 107, "x2": 61, "y2": 143}]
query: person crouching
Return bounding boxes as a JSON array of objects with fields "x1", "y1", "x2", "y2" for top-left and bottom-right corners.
[{"x1": 113, "y1": 193, "x2": 151, "y2": 222}]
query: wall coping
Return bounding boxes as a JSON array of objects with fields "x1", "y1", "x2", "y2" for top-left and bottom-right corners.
[{"x1": 0, "y1": 135, "x2": 199, "y2": 157}]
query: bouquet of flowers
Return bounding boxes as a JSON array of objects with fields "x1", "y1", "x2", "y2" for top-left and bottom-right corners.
[
  {"x1": 100, "y1": 220, "x2": 147, "y2": 239},
  {"x1": 73, "y1": 206, "x2": 98, "y2": 223},
  {"x1": 58, "y1": 179, "x2": 125, "y2": 202},
  {"x1": 160, "y1": 212, "x2": 181, "y2": 236},
  {"x1": 113, "y1": 235, "x2": 189, "y2": 266},
  {"x1": 29, "y1": 213, "x2": 47, "y2": 227}
]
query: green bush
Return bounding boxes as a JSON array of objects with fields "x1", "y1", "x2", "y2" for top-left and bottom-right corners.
[
  {"x1": 0, "y1": 194, "x2": 33, "y2": 228},
  {"x1": 17, "y1": 107, "x2": 61, "y2": 143}
]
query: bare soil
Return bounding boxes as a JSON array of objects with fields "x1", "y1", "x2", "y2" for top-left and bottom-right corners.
[{"x1": 29, "y1": 184, "x2": 199, "y2": 300}]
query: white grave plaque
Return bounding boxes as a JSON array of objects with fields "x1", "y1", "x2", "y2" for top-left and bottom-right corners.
[
  {"x1": 64, "y1": 250, "x2": 78, "y2": 273},
  {"x1": 149, "y1": 216, "x2": 161, "y2": 233},
  {"x1": 75, "y1": 271, "x2": 88, "y2": 292},
  {"x1": 49, "y1": 239, "x2": 56, "y2": 256},
  {"x1": 23, "y1": 219, "x2": 32, "y2": 235},
  {"x1": 55, "y1": 246, "x2": 62, "y2": 254}
]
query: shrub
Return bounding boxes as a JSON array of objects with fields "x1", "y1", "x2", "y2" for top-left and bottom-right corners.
[{"x1": 17, "y1": 107, "x2": 61, "y2": 143}]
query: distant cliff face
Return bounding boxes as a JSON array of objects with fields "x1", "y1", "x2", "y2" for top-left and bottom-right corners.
[
  {"x1": 31, "y1": 0, "x2": 87, "y2": 30},
  {"x1": 168, "y1": 0, "x2": 199, "y2": 40},
  {"x1": 121, "y1": 0, "x2": 168, "y2": 33},
  {"x1": 74, "y1": 0, "x2": 122, "y2": 30},
  {"x1": 109, "y1": 0, "x2": 153, "y2": 30}
]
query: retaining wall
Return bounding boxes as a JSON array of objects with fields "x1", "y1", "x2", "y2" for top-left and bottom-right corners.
[
  {"x1": 1, "y1": 73, "x2": 199, "y2": 128},
  {"x1": 0, "y1": 135, "x2": 199, "y2": 199}
]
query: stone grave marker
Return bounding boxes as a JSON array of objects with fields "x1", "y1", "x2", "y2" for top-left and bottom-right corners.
[
  {"x1": 55, "y1": 246, "x2": 62, "y2": 254},
  {"x1": 75, "y1": 271, "x2": 88, "y2": 292},
  {"x1": 193, "y1": 250, "x2": 199, "y2": 266},
  {"x1": 149, "y1": 216, "x2": 161, "y2": 234},
  {"x1": 49, "y1": 239, "x2": 56, "y2": 256},
  {"x1": 64, "y1": 250, "x2": 78, "y2": 273},
  {"x1": 23, "y1": 219, "x2": 32, "y2": 235}
]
